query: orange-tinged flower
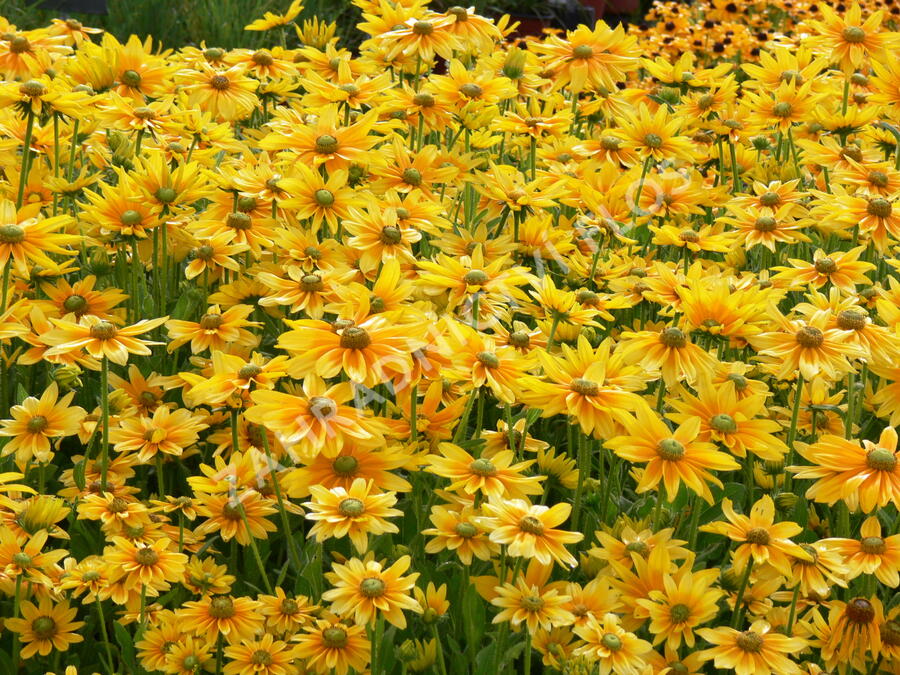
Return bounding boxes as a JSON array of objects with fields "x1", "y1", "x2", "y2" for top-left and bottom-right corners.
[
  {"x1": 166, "y1": 304, "x2": 259, "y2": 354},
  {"x1": 482, "y1": 498, "x2": 583, "y2": 568},
  {"x1": 808, "y1": 3, "x2": 897, "y2": 73},
  {"x1": 427, "y1": 442, "x2": 542, "y2": 501},
  {"x1": 44, "y1": 316, "x2": 168, "y2": 365},
  {"x1": 247, "y1": 376, "x2": 387, "y2": 459},
  {"x1": 110, "y1": 406, "x2": 208, "y2": 464},
  {"x1": 823, "y1": 515, "x2": 900, "y2": 587},
  {"x1": 223, "y1": 633, "x2": 297, "y2": 675},
  {"x1": 294, "y1": 613, "x2": 370, "y2": 675},
  {"x1": 0, "y1": 199, "x2": 78, "y2": 275},
  {"x1": 700, "y1": 496, "x2": 811, "y2": 577},
  {"x1": 193, "y1": 490, "x2": 278, "y2": 545},
  {"x1": 322, "y1": 555, "x2": 422, "y2": 628},
  {"x1": 0, "y1": 382, "x2": 85, "y2": 466},
  {"x1": 304, "y1": 478, "x2": 401, "y2": 553},
  {"x1": 572, "y1": 612, "x2": 652, "y2": 674},
  {"x1": 423, "y1": 504, "x2": 498, "y2": 564},
  {"x1": 5, "y1": 598, "x2": 84, "y2": 659},
  {"x1": 104, "y1": 536, "x2": 187, "y2": 592},
  {"x1": 791, "y1": 426, "x2": 900, "y2": 513},
  {"x1": 178, "y1": 594, "x2": 264, "y2": 645},
  {"x1": 697, "y1": 620, "x2": 806, "y2": 675},
  {"x1": 607, "y1": 406, "x2": 739, "y2": 503}
]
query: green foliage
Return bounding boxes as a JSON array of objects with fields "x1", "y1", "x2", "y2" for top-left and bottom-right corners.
[{"x1": 0, "y1": 0, "x2": 361, "y2": 49}]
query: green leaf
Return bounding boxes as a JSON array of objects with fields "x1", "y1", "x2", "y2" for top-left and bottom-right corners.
[
  {"x1": 461, "y1": 584, "x2": 485, "y2": 657},
  {"x1": 114, "y1": 620, "x2": 137, "y2": 673}
]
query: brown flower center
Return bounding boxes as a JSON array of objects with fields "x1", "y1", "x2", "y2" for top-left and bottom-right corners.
[
  {"x1": 238, "y1": 363, "x2": 262, "y2": 380},
  {"x1": 754, "y1": 216, "x2": 777, "y2": 232},
  {"x1": 412, "y1": 20, "x2": 434, "y2": 35},
  {"x1": 459, "y1": 83, "x2": 483, "y2": 99},
  {"x1": 659, "y1": 327, "x2": 687, "y2": 348},
  {"x1": 795, "y1": 326, "x2": 824, "y2": 348},
  {"x1": 309, "y1": 396, "x2": 337, "y2": 420},
  {"x1": 250, "y1": 650, "x2": 273, "y2": 665},
  {"x1": 19, "y1": 80, "x2": 47, "y2": 97},
  {"x1": 209, "y1": 596, "x2": 235, "y2": 619},
  {"x1": 846, "y1": 597, "x2": 876, "y2": 624},
  {"x1": 340, "y1": 326, "x2": 371, "y2": 350},
  {"x1": 745, "y1": 527, "x2": 770, "y2": 545},
  {"x1": 759, "y1": 191, "x2": 781, "y2": 207},
  {"x1": 322, "y1": 626, "x2": 348, "y2": 648},
  {"x1": 736, "y1": 630, "x2": 763, "y2": 652},
  {"x1": 226, "y1": 212, "x2": 252, "y2": 230},
  {"x1": 643, "y1": 133, "x2": 663, "y2": 148},
  {"x1": 860, "y1": 536, "x2": 886, "y2": 554},
  {"x1": 90, "y1": 321, "x2": 118, "y2": 339},
  {"x1": 519, "y1": 515, "x2": 545, "y2": 535},
  {"x1": 837, "y1": 310, "x2": 867, "y2": 331},
  {"x1": 814, "y1": 257, "x2": 837, "y2": 274},
  {"x1": 200, "y1": 313, "x2": 223, "y2": 330},
  {"x1": 135, "y1": 547, "x2": 160, "y2": 566},
  {"x1": 868, "y1": 198, "x2": 892, "y2": 218},
  {"x1": 32, "y1": 616, "x2": 56, "y2": 639},
  {"x1": 867, "y1": 448, "x2": 897, "y2": 472},
  {"x1": 209, "y1": 75, "x2": 230, "y2": 90},
  {"x1": 669, "y1": 603, "x2": 691, "y2": 623}
]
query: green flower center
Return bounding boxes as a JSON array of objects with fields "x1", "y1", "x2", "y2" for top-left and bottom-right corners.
[
  {"x1": 710, "y1": 413, "x2": 738, "y2": 433},
  {"x1": 360, "y1": 577, "x2": 385, "y2": 598},
  {"x1": 322, "y1": 626, "x2": 348, "y2": 648},
  {"x1": 339, "y1": 498, "x2": 365, "y2": 517},
  {"x1": 657, "y1": 438, "x2": 685, "y2": 460},
  {"x1": 842, "y1": 26, "x2": 867, "y2": 43},
  {"x1": 867, "y1": 448, "x2": 897, "y2": 472}
]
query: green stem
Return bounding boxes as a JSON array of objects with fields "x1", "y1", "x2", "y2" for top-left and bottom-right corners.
[
  {"x1": 0, "y1": 259, "x2": 11, "y2": 315},
  {"x1": 431, "y1": 624, "x2": 449, "y2": 675},
  {"x1": 261, "y1": 429, "x2": 301, "y2": 574},
  {"x1": 786, "y1": 583, "x2": 801, "y2": 635},
  {"x1": 523, "y1": 629, "x2": 532, "y2": 675},
  {"x1": 11, "y1": 575, "x2": 21, "y2": 669},
  {"x1": 731, "y1": 559, "x2": 754, "y2": 628},
  {"x1": 230, "y1": 408, "x2": 241, "y2": 453},
  {"x1": 783, "y1": 374, "x2": 804, "y2": 491},
  {"x1": 572, "y1": 430, "x2": 589, "y2": 531},
  {"x1": 99, "y1": 356, "x2": 110, "y2": 491},
  {"x1": 16, "y1": 109, "x2": 35, "y2": 209},
  {"x1": 94, "y1": 597, "x2": 116, "y2": 675},
  {"x1": 239, "y1": 503, "x2": 274, "y2": 593}
]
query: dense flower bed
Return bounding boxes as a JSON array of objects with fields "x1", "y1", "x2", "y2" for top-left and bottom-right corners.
[{"x1": 0, "y1": 0, "x2": 899, "y2": 673}]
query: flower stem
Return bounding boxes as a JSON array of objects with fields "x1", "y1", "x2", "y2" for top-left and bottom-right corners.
[
  {"x1": 99, "y1": 356, "x2": 111, "y2": 491},
  {"x1": 16, "y1": 109, "x2": 35, "y2": 210},
  {"x1": 261, "y1": 429, "x2": 301, "y2": 574},
  {"x1": 95, "y1": 596, "x2": 116, "y2": 675},
  {"x1": 783, "y1": 374, "x2": 804, "y2": 491},
  {"x1": 731, "y1": 559, "x2": 754, "y2": 628},
  {"x1": 432, "y1": 624, "x2": 449, "y2": 675},
  {"x1": 239, "y1": 503, "x2": 274, "y2": 593}
]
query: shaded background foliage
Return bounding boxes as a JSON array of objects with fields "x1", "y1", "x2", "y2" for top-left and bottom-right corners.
[{"x1": 0, "y1": 0, "x2": 641, "y2": 50}]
